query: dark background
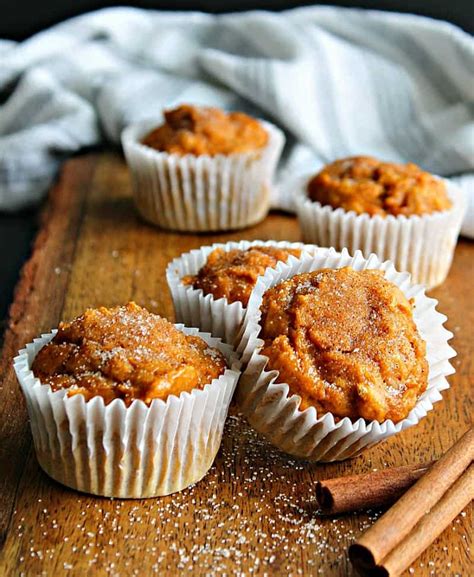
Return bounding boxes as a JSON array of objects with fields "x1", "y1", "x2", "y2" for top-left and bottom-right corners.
[
  {"x1": 1, "y1": 1, "x2": 473, "y2": 39},
  {"x1": 0, "y1": 1, "x2": 472, "y2": 324}
]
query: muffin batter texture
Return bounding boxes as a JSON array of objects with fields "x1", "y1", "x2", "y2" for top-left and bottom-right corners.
[
  {"x1": 307, "y1": 156, "x2": 451, "y2": 216},
  {"x1": 185, "y1": 246, "x2": 302, "y2": 306},
  {"x1": 259, "y1": 268, "x2": 428, "y2": 423},
  {"x1": 32, "y1": 302, "x2": 227, "y2": 405},
  {"x1": 142, "y1": 105, "x2": 268, "y2": 156}
]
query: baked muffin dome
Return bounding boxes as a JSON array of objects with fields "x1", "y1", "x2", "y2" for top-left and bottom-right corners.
[
  {"x1": 307, "y1": 156, "x2": 452, "y2": 217},
  {"x1": 142, "y1": 104, "x2": 269, "y2": 156},
  {"x1": 184, "y1": 246, "x2": 302, "y2": 307},
  {"x1": 259, "y1": 267, "x2": 428, "y2": 423},
  {"x1": 32, "y1": 302, "x2": 227, "y2": 405}
]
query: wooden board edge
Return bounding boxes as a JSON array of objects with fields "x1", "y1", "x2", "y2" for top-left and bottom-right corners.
[{"x1": 0, "y1": 154, "x2": 97, "y2": 550}]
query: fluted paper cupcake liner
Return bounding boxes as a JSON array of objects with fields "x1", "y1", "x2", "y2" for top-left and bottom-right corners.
[
  {"x1": 295, "y1": 176, "x2": 466, "y2": 288},
  {"x1": 121, "y1": 119, "x2": 285, "y2": 232},
  {"x1": 14, "y1": 326, "x2": 241, "y2": 498},
  {"x1": 236, "y1": 247, "x2": 456, "y2": 461},
  {"x1": 166, "y1": 240, "x2": 317, "y2": 346}
]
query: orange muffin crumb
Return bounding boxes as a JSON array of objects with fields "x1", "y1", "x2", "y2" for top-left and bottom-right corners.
[
  {"x1": 260, "y1": 268, "x2": 428, "y2": 423},
  {"x1": 307, "y1": 156, "x2": 451, "y2": 217},
  {"x1": 142, "y1": 105, "x2": 268, "y2": 156},
  {"x1": 32, "y1": 302, "x2": 227, "y2": 405},
  {"x1": 184, "y1": 246, "x2": 302, "y2": 306}
]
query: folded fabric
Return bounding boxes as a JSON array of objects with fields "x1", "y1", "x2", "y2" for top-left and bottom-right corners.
[{"x1": 0, "y1": 6, "x2": 472, "y2": 235}]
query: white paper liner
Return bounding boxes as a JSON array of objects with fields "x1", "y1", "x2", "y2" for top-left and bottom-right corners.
[
  {"x1": 121, "y1": 119, "x2": 285, "y2": 232},
  {"x1": 14, "y1": 326, "x2": 241, "y2": 498},
  {"x1": 294, "y1": 176, "x2": 466, "y2": 288},
  {"x1": 166, "y1": 240, "x2": 318, "y2": 346},
  {"x1": 236, "y1": 247, "x2": 456, "y2": 462}
]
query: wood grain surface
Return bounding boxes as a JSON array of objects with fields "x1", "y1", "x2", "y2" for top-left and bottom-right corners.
[{"x1": 0, "y1": 153, "x2": 472, "y2": 577}]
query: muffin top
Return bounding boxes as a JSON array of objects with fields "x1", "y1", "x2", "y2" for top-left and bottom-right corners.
[
  {"x1": 141, "y1": 105, "x2": 269, "y2": 156},
  {"x1": 184, "y1": 246, "x2": 302, "y2": 307},
  {"x1": 32, "y1": 302, "x2": 227, "y2": 406},
  {"x1": 259, "y1": 267, "x2": 428, "y2": 423},
  {"x1": 307, "y1": 156, "x2": 452, "y2": 217}
]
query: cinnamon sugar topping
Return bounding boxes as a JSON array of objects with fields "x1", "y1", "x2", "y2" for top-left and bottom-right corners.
[
  {"x1": 260, "y1": 268, "x2": 428, "y2": 422},
  {"x1": 32, "y1": 302, "x2": 227, "y2": 405}
]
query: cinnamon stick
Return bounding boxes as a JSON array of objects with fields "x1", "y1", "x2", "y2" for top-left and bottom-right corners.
[
  {"x1": 373, "y1": 465, "x2": 473, "y2": 577},
  {"x1": 349, "y1": 427, "x2": 474, "y2": 575},
  {"x1": 316, "y1": 462, "x2": 432, "y2": 515}
]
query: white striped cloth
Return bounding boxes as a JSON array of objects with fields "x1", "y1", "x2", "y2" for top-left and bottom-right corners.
[{"x1": 0, "y1": 6, "x2": 473, "y2": 234}]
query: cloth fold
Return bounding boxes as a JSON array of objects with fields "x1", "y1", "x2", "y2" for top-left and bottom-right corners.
[{"x1": 0, "y1": 6, "x2": 472, "y2": 234}]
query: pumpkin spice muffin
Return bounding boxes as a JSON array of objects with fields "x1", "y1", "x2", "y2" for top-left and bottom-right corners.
[
  {"x1": 142, "y1": 104, "x2": 269, "y2": 156},
  {"x1": 167, "y1": 241, "x2": 308, "y2": 347},
  {"x1": 307, "y1": 156, "x2": 452, "y2": 217},
  {"x1": 122, "y1": 104, "x2": 285, "y2": 232},
  {"x1": 296, "y1": 156, "x2": 465, "y2": 288},
  {"x1": 237, "y1": 248, "x2": 455, "y2": 461},
  {"x1": 259, "y1": 267, "x2": 428, "y2": 423},
  {"x1": 184, "y1": 245, "x2": 302, "y2": 307},
  {"x1": 16, "y1": 302, "x2": 240, "y2": 497},
  {"x1": 32, "y1": 302, "x2": 227, "y2": 406}
]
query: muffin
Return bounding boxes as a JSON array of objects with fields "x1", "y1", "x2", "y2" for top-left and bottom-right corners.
[
  {"x1": 259, "y1": 268, "x2": 428, "y2": 423},
  {"x1": 15, "y1": 302, "x2": 241, "y2": 497},
  {"x1": 122, "y1": 104, "x2": 285, "y2": 232},
  {"x1": 237, "y1": 248, "x2": 455, "y2": 461},
  {"x1": 296, "y1": 156, "x2": 465, "y2": 288},
  {"x1": 166, "y1": 240, "x2": 308, "y2": 345}
]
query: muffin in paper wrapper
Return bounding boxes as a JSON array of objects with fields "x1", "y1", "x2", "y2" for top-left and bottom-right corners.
[
  {"x1": 121, "y1": 119, "x2": 285, "y2": 232},
  {"x1": 166, "y1": 240, "x2": 313, "y2": 346},
  {"x1": 14, "y1": 325, "x2": 241, "y2": 498},
  {"x1": 236, "y1": 247, "x2": 456, "y2": 462},
  {"x1": 295, "y1": 175, "x2": 466, "y2": 289}
]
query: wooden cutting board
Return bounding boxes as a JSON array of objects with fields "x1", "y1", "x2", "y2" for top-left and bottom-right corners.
[{"x1": 0, "y1": 153, "x2": 471, "y2": 577}]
